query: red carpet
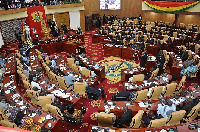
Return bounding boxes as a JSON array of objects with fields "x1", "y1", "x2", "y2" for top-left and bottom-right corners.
[{"x1": 84, "y1": 30, "x2": 104, "y2": 62}]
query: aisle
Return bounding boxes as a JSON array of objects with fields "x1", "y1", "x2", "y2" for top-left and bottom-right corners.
[{"x1": 84, "y1": 30, "x2": 104, "y2": 62}]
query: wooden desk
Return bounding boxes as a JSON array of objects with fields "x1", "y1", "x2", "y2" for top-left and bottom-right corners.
[
  {"x1": 121, "y1": 67, "x2": 147, "y2": 82},
  {"x1": 88, "y1": 120, "x2": 200, "y2": 132},
  {"x1": 124, "y1": 74, "x2": 172, "y2": 91},
  {"x1": 4, "y1": 53, "x2": 16, "y2": 77},
  {"x1": 3, "y1": 76, "x2": 63, "y2": 132},
  {"x1": 104, "y1": 45, "x2": 122, "y2": 57},
  {"x1": 98, "y1": 100, "x2": 159, "y2": 117},
  {"x1": 29, "y1": 51, "x2": 84, "y2": 109},
  {"x1": 77, "y1": 55, "x2": 105, "y2": 81}
]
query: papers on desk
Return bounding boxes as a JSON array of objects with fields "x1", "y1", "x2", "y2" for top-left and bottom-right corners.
[
  {"x1": 17, "y1": 101, "x2": 23, "y2": 106},
  {"x1": 179, "y1": 64, "x2": 183, "y2": 67},
  {"x1": 125, "y1": 83, "x2": 129, "y2": 87},
  {"x1": 5, "y1": 90, "x2": 10, "y2": 94},
  {"x1": 20, "y1": 106, "x2": 26, "y2": 110},
  {"x1": 110, "y1": 105, "x2": 115, "y2": 110},
  {"x1": 46, "y1": 114, "x2": 52, "y2": 120},
  {"x1": 138, "y1": 102, "x2": 146, "y2": 107},
  {"x1": 52, "y1": 90, "x2": 71, "y2": 99},
  {"x1": 39, "y1": 81, "x2": 45, "y2": 84},
  {"x1": 162, "y1": 77, "x2": 169, "y2": 82},
  {"x1": 29, "y1": 113, "x2": 37, "y2": 118},
  {"x1": 60, "y1": 67, "x2": 66, "y2": 71},
  {"x1": 124, "y1": 71, "x2": 127, "y2": 73}
]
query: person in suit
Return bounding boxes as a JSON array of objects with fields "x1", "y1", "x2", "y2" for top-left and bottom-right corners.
[
  {"x1": 157, "y1": 99, "x2": 176, "y2": 118},
  {"x1": 145, "y1": 67, "x2": 155, "y2": 80},
  {"x1": 115, "y1": 106, "x2": 132, "y2": 127},
  {"x1": 112, "y1": 86, "x2": 130, "y2": 101},
  {"x1": 29, "y1": 71, "x2": 37, "y2": 83},
  {"x1": 86, "y1": 83, "x2": 101, "y2": 100},
  {"x1": 141, "y1": 111, "x2": 160, "y2": 127},
  {"x1": 182, "y1": 51, "x2": 189, "y2": 62},
  {"x1": 51, "y1": 98, "x2": 67, "y2": 113},
  {"x1": 139, "y1": 42, "x2": 145, "y2": 52},
  {"x1": 176, "y1": 98, "x2": 194, "y2": 115},
  {"x1": 140, "y1": 51, "x2": 148, "y2": 67}
]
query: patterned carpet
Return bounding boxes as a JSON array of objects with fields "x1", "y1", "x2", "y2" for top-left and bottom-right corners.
[{"x1": 98, "y1": 56, "x2": 139, "y2": 83}]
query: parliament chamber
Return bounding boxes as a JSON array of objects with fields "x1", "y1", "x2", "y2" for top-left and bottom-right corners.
[{"x1": 0, "y1": 0, "x2": 200, "y2": 132}]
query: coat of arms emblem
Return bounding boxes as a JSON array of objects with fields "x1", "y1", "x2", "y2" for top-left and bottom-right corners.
[{"x1": 31, "y1": 11, "x2": 43, "y2": 22}]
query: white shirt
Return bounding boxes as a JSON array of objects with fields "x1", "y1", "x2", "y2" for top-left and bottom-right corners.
[
  {"x1": 157, "y1": 104, "x2": 176, "y2": 118},
  {"x1": 31, "y1": 81, "x2": 43, "y2": 92}
]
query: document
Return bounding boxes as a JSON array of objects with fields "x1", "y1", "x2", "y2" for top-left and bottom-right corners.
[{"x1": 138, "y1": 102, "x2": 146, "y2": 107}]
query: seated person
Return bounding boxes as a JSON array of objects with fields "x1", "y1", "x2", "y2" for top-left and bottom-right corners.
[
  {"x1": 145, "y1": 67, "x2": 155, "y2": 80},
  {"x1": 181, "y1": 60, "x2": 198, "y2": 76},
  {"x1": 176, "y1": 98, "x2": 194, "y2": 115},
  {"x1": 0, "y1": 96, "x2": 9, "y2": 111},
  {"x1": 31, "y1": 77, "x2": 43, "y2": 92},
  {"x1": 114, "y1": 106, "x2": 132, "y2": 127},
  {"x1": 86, "y1": 83, "x2": 101, "y2": 100},
  {"x1": 51, "y1": 98, "x2": 67, "y2": 113},
  {"x1": 6, "y1": 100, "x2": 21, "y2": 122},
  {"x1": 140, "y1": 51, "x2": 148, "y2": 67},
  {"x1": 112, "y1": 86, "x2": 130, "y2": 101},
  {"x1": 181, "y1": 51, "x2": 189, "y2": 62},
  {"x1": 141, "y1": 111, "x2": 160, "y2": 127},
  {"x1": 157, "y1": 99, "x2": 176, "y2": 118},
  {"x1": 63, "y1": 73, "x2": 76, "y2": 88},
  {"x1": 29, "y1": 71, "x2": 37, "y2": 83},
  {"x1": 171, "y1": 74, "x2": 177, "y2": 83}
]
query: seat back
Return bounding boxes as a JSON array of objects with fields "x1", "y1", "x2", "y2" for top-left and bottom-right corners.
[
  {"x1": 132, "y1": 74, "x2": 145, "y2": 82},
  {"x1": 149, "y1": 86, "x2": 163, "y2": 99},
  {"x1": 166, "y1": 110, "x2": 186, "y2": 126},
  {"x1": 46, "y1": 104, "x2": 63, "y2": 118},
  {"x1": 71, "y1": 64, "x2": 80, "y2": 73},
  {"x1": 134, "y1": 89, "x2": 148, "y2": 101},
  {"x1": 57, "y1": 76, "x2": 68, "y2": 89},
  {"x1": 26, "y1": 90, "x2": 39, "y2": 101},
  {"x1": 176, "y1": 75, "x2": 186, "y2": 92},
  {"x1": 45, "y1": 56, "x2": 50, "y2": 64},
  {"x1": 23, "y1": 80, "x2": 32, "y2": 90},
  {"x1": 73, "y1": 82, "x2": 86, "y2": 96},
  {"x1": 163, "y1": 83, "x2": 177, "y2": 97},
  {"x1": 81, "y1": 68, "x2": 92, "y2": 77},
  {"x1": 149, "y1": 68, "x2": 159, "y2": 79},
  {"x1": 0, "y1": 120, "x2": 18, "y2": 128},
  {"x1": 129, "y1": 110, "x2": 144, "y2": 128},
  {"x1": 67, "y1": 58, "x2": 75, "y2": 68},
  {"x1": 97, "y1": 113, "x2": 113, "y2": 127},
  {"x1": 148, "y1": 118, "x2": 167, "y2": 128},
  {"x1": 186, "y1": 102, "x2": 200, "y2": 122}
]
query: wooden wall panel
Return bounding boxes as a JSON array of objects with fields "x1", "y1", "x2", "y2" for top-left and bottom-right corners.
[
  {"x1": 143, "y1": 11, "x2": 200, "y2": 26},
  {"x1": 178, "y1": 13, "x2": 200, "y2": 26},
  {"x1": 80, "y1": 10, "x2": 85, "y2": 32},
  {"x1": 142, "y1": 11, "x2": 175, "y2": 24},
  {"x1": 54, "y1": 13, "x2": 70, "y2": 29},
  {"x1": 84, "y1": 0, "x2": 142, "y2": 18}
]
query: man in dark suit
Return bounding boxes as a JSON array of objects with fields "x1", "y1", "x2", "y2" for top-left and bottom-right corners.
[
  {"x1": 115, "y1": 106, "x2": 132, "y2": 128},
  {"x1": 51, "y1": 98, "x2": 67, "y2": 113},
  {"x1": 176, "y1": 98, "x2": 194, "y2": 115},
  {"x1": 182, "y1": 51, "x2": 189, "y2": 62},
  {"x1": 141, "y1": 111, "x2": 160, "y2": 127},
  {"x1": 145, "y1": 67, "x2": 154, "y2": 80},
  {"x1": 112, "y1": 86, "x2": 130, "y2": 101},
  {"x1": 140, "y1": 51, "x2": 148, "y2": 67}
]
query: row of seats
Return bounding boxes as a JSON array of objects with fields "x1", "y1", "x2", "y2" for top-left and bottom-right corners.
[{"x1": 97, "y1": 101, "x2": 200, "y2": 128}]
